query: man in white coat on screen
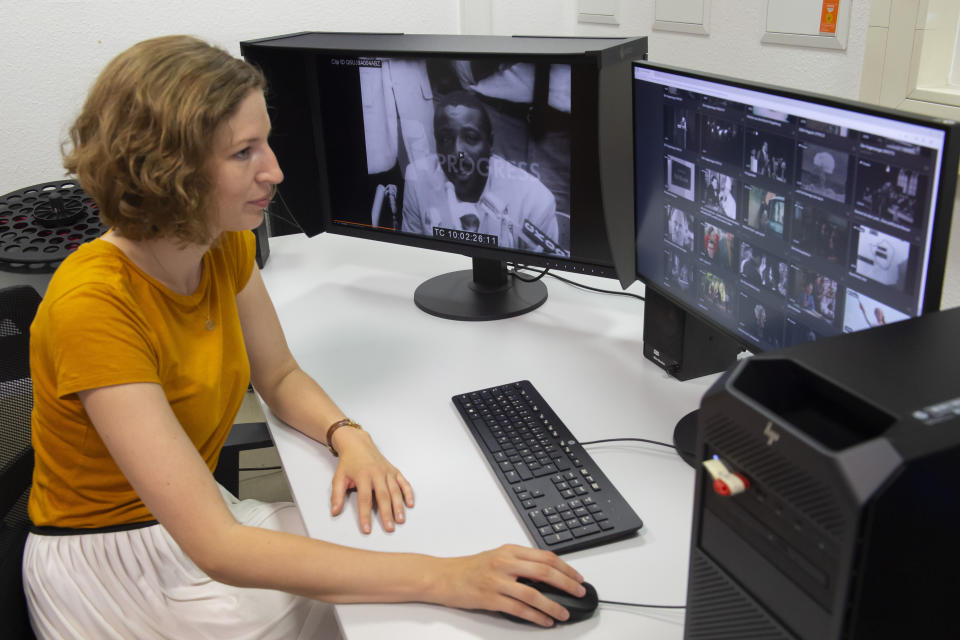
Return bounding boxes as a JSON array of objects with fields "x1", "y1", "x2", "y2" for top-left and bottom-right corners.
[{"x1": 401, "y1": 90, "x2": 565, "y2": 256}]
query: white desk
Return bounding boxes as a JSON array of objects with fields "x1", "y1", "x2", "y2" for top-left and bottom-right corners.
[{"x1": 257, "y1": 232, "x2": 718, "y2": 640}]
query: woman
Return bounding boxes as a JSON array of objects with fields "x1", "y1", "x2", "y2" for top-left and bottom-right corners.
[{"x1": 23, "y1": 35, "x2": 585, "y2": 638}]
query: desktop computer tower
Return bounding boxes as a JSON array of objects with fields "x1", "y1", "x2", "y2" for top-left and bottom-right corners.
[{"x1": 683, "y1": 306, "x2": 960, "y2": 639}]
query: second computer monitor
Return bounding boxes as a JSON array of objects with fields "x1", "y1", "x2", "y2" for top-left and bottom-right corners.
[{"x1": 632, "y1": 62, "x2": 958, "y2": 357}]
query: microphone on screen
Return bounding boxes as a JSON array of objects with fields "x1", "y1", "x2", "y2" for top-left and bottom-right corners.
[{"x1": 521, "y1": 219, "x2": 569, "y2": 257}]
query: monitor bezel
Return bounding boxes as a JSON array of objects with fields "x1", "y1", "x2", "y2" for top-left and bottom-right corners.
[
  {"x1": 627, "y1": 59, "x2": 960, "y2": 355},
  {"x1": 241, "y1": 33, "x2": 649, "y2": 281}
]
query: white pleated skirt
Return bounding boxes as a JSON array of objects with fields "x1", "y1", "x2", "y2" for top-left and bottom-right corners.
[{"x1": 22, "y1": 486, "x2": 340, "y2": 639}]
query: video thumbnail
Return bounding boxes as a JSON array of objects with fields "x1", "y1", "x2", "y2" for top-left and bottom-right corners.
[
  {"x1": 744, "y1": 128, "x2": 794, "y2": 184},
  {"x1": 785, "y1": 317, "x2": 824, "y2": 346},
  {"x1": 700, "y1": 115, "x2": 743, "y2": 166},
  {"x1": 664, "y1": 204, "x2": 695, "y2": 251},
  {"x1": 743, "y1": 185, "x2": 785, "y2": 238},
  {"x1": 663, "y1": 103, "x2": 698, "y2": 151},
  {"x1": 842, "y1": 289, "x2": 910, "y2": 332},
  {"x1": 739, "y1": 242, "x2": 789, "y2": 296},
  {"x1": 739, "y1": 292, "x2": 785, "y2": 348},
  {"x1": 699, "y1": 168, "x2": 738, "y2": 220},
  {"x1": 853, "y1": 224, "x2": 911, "y2": 291},
  {"x1": 791, "y1": 267, "x2": 839, "y2": 322},
  {"x1": 664, "y1": 248, "x2": 696, "y2": 293},
  {"x1": 700, "y1": 221, "x2": 737, "y2": 271},
  {"x1": 665, "y1": 155, "x2": 696, "y2": 202},
  {"x1": 790, "y1": 200, "x2": 848, "y2": 263},
  {"x1": 797, "y1": 142, "x2": 851, "y2": 203},
  {"x1": 854, "y1": 159, "x2": 928, "y2": 234},
  {"x1": 698, "y1": 269, "x2": 735, "y2": 319}
]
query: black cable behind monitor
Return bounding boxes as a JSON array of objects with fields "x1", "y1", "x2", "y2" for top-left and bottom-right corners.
[{"x1": 511, "y1": 264, "x2": 646, "y2": 302}]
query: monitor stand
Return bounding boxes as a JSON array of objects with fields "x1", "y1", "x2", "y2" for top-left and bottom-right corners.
[
  {"x1": 673, "y1": 409, "x2": 700, "y2": 468},
  {"x1": 641, "y1": 289, "x2": 743, "y2": 469},
  {"x1": 414, "y1": 257, "x2": 547, "y2": 321}
]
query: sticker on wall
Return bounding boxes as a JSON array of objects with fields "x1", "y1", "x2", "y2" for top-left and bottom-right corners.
[
  {"x1": 763, "y1": 0, "x2": 850, "y2": 50},
  {"x1": 820, "y1": 1, "x2": 839, "y2": 34}
]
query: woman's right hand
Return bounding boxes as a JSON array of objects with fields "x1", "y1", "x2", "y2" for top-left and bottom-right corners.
[{"x1": 430, "y1": 544, "x2": 586, "y2": 627}]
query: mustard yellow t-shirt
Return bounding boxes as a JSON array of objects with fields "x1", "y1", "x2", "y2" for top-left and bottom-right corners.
[{"x1": 28, "y1": 230, "x2": 255, "y2": 529}]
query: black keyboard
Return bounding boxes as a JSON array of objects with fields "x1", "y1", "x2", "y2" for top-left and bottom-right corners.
[{"x1": 453, "y1": 380, "x2": 643, "y2": 554}]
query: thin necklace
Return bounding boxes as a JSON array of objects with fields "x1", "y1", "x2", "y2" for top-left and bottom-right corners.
[{"x1": 146, "y1": 242, "x2": 215, "y2": 331}]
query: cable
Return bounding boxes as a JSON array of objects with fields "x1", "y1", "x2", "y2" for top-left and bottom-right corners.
[
  {"x1": 266, "y1": 209, "x2": 302, "y2": 231},
  {"x1": 598, "y1": 599, "x2": 686, "y2": 610},
  {"x1": 238, "y1": 465, "x2": 283, "y2": 472},
  {"x1": 509, "y1": 265, "x2": 550, "y2": 283},
  {"x1": 266, "y1": 191, "x2": 304, "y2": 232},
  {"x1": 580, "y1": 437, "x2": 675, "y2": 450},
  {"x1": 509, "y1": 264, "x2": 645, "y2": 301},
  {"x1": 581, "y1": 436, "x2": 695, "y2": 462},
  {"x1": 546, "y1": 271, "x2": 645, "y2": 302}
]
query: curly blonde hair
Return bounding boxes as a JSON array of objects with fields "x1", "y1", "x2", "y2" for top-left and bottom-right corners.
[{"x1": 63, "y1": 35, "x2": 266, "y2": 243}]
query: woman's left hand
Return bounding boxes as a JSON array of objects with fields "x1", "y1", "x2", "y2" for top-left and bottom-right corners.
[{"x1": 329, "y1": 428, "x2": 415, "y2": 534}]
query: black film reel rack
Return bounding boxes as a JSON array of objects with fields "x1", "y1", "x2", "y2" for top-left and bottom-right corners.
[{"x1": 0, "y1": 180, "x2": 107, "y2": 273}]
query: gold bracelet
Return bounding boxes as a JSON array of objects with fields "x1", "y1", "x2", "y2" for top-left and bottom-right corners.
[{"x1": 325, "y1": 418, "x2": 362, "y2": 457}]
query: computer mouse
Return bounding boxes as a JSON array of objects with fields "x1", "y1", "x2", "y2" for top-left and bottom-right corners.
[{"x1": 501, "y1": 578, "x2": 599, "y2": 624}]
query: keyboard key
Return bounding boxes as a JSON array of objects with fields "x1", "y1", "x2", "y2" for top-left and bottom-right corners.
[
  {"x1": 473, "y1": 419, "x2": 501, "y2": 452},
  {"x1": 571, "y1": 524, "x2": 601, "y2": 538},
  {"x1": 544, "y1": 531, "x2": 573, "y2": 546},
  {"x1": 529, "y1": 510, "x2": 548, "y2": 528},
  {"x1": 514, "y1": 462, "x2": 534, "y2": 481}
]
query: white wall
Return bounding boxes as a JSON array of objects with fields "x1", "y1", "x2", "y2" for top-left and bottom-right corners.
[
  {"x1": 0, "y1": 0, "x2": 458, "y2": 196},
  {"x1": 3, "y1": 0, "x2": 956, "y2": 306},
  {"x1": 475, "y1": 0, "x2": 871, "y2": 99},
  {"x1": 468, "y1": 0, "x2": 959, "y2": 309}
]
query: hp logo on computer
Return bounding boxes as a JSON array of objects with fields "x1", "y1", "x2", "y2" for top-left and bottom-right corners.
[{"x1": 762, "y1": 421, "x2": 780, "y2": 447}]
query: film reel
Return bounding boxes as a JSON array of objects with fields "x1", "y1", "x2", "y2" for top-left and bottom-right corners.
[{"x1": 0, "y1": 180, "x2": 107, "y2": 272}]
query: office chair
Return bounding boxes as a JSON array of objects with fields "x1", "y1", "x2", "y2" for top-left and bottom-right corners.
[{"x1": 0, "y1": 285, "x2": 41, "y2": 639}]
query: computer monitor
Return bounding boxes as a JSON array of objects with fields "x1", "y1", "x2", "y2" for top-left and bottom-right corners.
[
  {"x1": 621, "y1": 61, "x2": 959, "y2": 464},
  {"x1": 240, "y1": 32, "x2": 647, "y2": 320}
]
